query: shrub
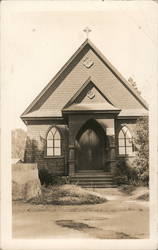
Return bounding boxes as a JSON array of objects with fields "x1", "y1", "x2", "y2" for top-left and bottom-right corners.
[
  {"x1": 113, "y1": 117, "x2": 149, "y2": 187},
  {"x1": 132, "y1": 117, "x2": 149, "y2": 186},
  {"x1": 138, "y1": 170, "x2": 149, "y2": 186},
  {"x1": 38, "y1": 168, "x2": 70, "y2": 186},
  {"x1": 113, "y1": 159, "x2": 138, "y2": 186},
  {"x1": 113, "y1": 159, "x2": 138, "y2": 185},
  {"x1": 119, "y1": 184, "x2": 136, "y2": 195},
  {"x1": 29, "y1": 184, "x2": 107, "y2": 205}
]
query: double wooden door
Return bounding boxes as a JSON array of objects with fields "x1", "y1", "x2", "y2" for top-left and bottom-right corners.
[{"x1": 75, "y1": 128, "x2": 104, "y2": 171}]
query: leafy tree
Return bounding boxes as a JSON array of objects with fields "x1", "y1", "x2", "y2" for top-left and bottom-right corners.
[
  {"x1": 11, "y1": 128, "x2": 27, "y2": 160},
  {"x1": 133, "y1": 117, "x2": 149, "y2": 185}
]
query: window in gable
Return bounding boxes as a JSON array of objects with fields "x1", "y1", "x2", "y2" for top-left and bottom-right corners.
[
  {"x1": 118, "y1": 126, "x2": 134, "y2": 156},
  {"x1": 46, "y1": 127, "x2": 61, "y2": 156}
]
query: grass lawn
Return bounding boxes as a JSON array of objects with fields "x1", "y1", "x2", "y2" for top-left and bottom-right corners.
[{"x1": 12, "y1": 187, "x2": 149, "y2": 239}]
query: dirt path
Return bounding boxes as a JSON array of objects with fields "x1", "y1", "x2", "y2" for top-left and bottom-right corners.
[{"x1": 12, "y1": 188, "x2": 149, "y2": 239}]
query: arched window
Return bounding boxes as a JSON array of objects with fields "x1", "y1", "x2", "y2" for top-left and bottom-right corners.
[
  {"x1": 46, "y1": 127, "x2": 61, "y2": 156},
  {"x1": 118, "y1": 126, "x2": 133, "y2": 155}
]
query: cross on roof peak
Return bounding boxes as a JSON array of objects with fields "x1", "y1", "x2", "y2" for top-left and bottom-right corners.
[{"x1": 83, "y1": 27, "x2": 91, "y2": 39}]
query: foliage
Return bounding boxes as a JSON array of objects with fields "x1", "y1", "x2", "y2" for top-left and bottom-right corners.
[
  {"x1": 24, "y1": 137, "x2": 41, "y2": 163},
  {"x1": 113, "y1": 117, "x2": 149, "y2": 187},
  {"x1": 113, "y1": 159, "x2": 138, "y2": 186},
  {"x1": 119, "y1": 185, "x2": 136, "y2": 195},
  {"x1": 38, "y1": 168, "x2": 70, "y2": 186},
  {"x1": 11, "y1": 128, "x2": 27, "y2": 160},
  {"x1": 29, "y1": 184, "x2": 107, "y2": 205},
  {"x1": 133, "y1": 117, "x2": 149, "y2": 186}
]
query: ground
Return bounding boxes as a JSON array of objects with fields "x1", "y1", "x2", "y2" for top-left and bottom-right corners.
[{"x1": 12, "y1": 187, "x2": 149, "y2": 239}]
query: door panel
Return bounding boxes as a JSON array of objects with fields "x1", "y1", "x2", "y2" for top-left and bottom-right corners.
[{"x1": 76, "y1": 128, "x2": 103, "y2": 171}]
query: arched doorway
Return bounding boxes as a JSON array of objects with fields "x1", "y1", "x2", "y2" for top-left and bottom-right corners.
[{"x1": 75, "y1": 120, "x2": 106, "y2": 172}]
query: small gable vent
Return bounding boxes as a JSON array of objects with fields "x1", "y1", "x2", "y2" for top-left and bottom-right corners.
[
  {"x1": 83, "y1": 57, "x2": 94, "y2": 68},
  {"x1": 87, "y1": 90, "x2": 95, "y2": 99}
]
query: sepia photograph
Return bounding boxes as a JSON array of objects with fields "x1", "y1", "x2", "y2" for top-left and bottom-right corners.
[{"x1": 1, "y1": 1, "x2": 158, "y2": 250}]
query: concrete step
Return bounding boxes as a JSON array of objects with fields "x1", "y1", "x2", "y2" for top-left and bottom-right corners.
[
  {"x1": 71, "y1": 177, "x2": 113, "y2": 181},
  {"x1": 73, "y1": 182, "x2": 113, "y2": 187},
  {"x1": 79, "y1": 184, "x2": 116, "y2": 188},
  {"x1": 72, "y1": 176, "x2": 113, "y2": 180},
  {"x1": 76, "y1": 171, "x2": 111, "y2": 175},
  {"x1": 70, "y1": 174, "x2": 115, "y2": 188},
  {"x1": 71, "y1": 179, "x2": 113, "y2": 183},
  {"x1": 77, "y1": 170, "x2": 104, "y2": 172},
  {"x1": 71, "y1": 181, "x2": 113, "y2": 185}
]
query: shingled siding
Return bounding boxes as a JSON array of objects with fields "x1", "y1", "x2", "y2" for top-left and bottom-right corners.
[
  {"x1": 28, "y1": 45, "x2": 145, "y2": 117},
  {"x1": 24, "y1": 120, "x2": 68, "y2": 176}
]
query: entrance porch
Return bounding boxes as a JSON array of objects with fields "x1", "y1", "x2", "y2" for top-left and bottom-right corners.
[{"x1": 62, "y1": 104, "x2": 120, "y2": 180}]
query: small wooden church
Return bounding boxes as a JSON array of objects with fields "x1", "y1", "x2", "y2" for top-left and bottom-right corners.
[{"x1": 21, "y1": 38, "x2": 148, "y2": 187}]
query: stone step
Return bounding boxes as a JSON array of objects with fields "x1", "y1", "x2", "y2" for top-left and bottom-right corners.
[
  {"x1": 76, "y1": 171, "x2": 111, "y2": 175},
  {"x1": 72, "y1": 176, "x2": 113, "y2": 180},
  {"x1": 71, "y1": 181, "x2": 113, "y2": 185},
  {"x1": 76, "y1": 171, "x2": 105, "y2": 173},
  {"x1": 70, "y1": 174, "x2": 115, "y2": 188},
  {"x1": 79, "y1": 184, "x2": 116, "y2": 188},
  {"x1": 71, "y1": 178, "x2": 113, "y2": 181},
  {"x1": 71, "y1": 181, "x2": 113, "y2": 184}
]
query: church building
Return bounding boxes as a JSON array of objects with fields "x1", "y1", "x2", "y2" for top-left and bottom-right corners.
[{"x1": 21, "y1": 38, "x2": 148, "y2": 187}]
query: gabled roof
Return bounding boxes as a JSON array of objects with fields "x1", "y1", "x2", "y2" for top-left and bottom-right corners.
[
  {"x1": 63, "y1": 76, "x2": 114, "y2": 109},
  {"x1": 21, "y1": 39, "x2": 148, "y2": 120},
  {"x1": 62, "y1": 76, "x2": 121, "y2": 114}
]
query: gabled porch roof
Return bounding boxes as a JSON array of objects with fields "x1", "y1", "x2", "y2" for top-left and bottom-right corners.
[{"x1": 62, "y1": 102, "x2": 121, "y2": 114}]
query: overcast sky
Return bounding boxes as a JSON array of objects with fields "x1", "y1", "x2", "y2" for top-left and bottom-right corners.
[{"x1": 1, "y1": 1, "x2": 158, "y2": 130}]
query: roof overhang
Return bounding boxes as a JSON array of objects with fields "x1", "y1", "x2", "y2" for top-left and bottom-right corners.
[
  {"x1": 21, "y1": 116, "x2": 64, "y2": 125},
  {"x1": 62, "y1": 103, "x2": 121, "y2": 115},
  {"x1": 118, "y1": 115, "x2": 148, "y2": 119},
  {"x1": 118, "y1": 109, "x2": 148, "y2": 119},
  {"x1": 62, "y1": 110, "x2": 121, "y2": 116}
]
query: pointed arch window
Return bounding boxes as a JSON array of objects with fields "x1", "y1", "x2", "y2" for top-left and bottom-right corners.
[
  {"x1": 118, "y1": 126, "x2": 134, "y2": 155},
  {"x1": 46, "y1": 127, "x2": 61, "y2": 156}
]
